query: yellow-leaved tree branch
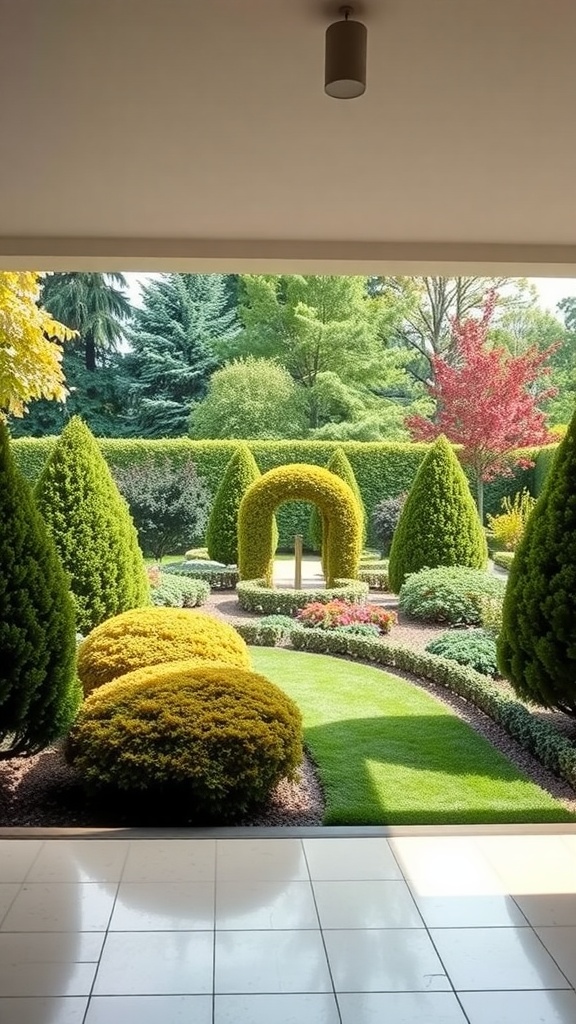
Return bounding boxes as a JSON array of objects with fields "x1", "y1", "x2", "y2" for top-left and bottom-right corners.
[{"x1": 0, "y1": 271, "x2": 76, "y2": 419}]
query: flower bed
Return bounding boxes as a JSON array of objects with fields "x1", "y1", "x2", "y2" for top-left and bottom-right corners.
[{"x1": 236, "y1": 578, "x2": 369, "y2": 616}]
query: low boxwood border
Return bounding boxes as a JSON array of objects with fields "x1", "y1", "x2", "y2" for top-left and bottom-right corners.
[
  {"x1": 163, "y1": 563, "x2": 239, "y2": 590},
  {"x1": 236, "y1": 578, "x2": 369, "y2": 616},
  {"x1": 358, "y1": 568, "x2": 390, "y2": 590},
  {"x1": 285, "y1": 627, "x2": 576, "y2": 791},
  {"x1": 493, "y1": 551, "x2": 514, "y2": 571}
]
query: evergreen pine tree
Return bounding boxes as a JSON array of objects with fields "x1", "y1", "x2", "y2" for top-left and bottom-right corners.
[
  {"x1": 498, "y1": 414, "x2": 576, "y2": 714},
  {"x1": 35, "y1": 417, "x2": 149, "y2": 633},
  {"x1": 121, "y1": 274, "x2": 239, "y2": 437},
  {"x1": 388, "y1": 435, "x2": 487, "y2": 592},
  {"x1": 206, "y1": 446, "x2": 278, "y2": 565},
  {"x1": 309, "y1": 448, "x2": 366, "y2": 552},
  {"x1": 0, "y1": 422, "x2": 80, "y2": 756}
]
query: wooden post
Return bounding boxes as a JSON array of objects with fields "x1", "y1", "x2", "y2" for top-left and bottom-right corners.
[{"x1": 294, "y1": 534, "x2": 303, "y2": 590}]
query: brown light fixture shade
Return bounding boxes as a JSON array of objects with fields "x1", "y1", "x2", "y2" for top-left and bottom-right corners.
[{"x1": 325, "y1": 7, "x2": 367, "y2": 99}]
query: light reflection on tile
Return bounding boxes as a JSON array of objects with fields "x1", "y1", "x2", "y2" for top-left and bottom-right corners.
[
  {"x1": 313, "y1": 880, "x2": 424, "y2": 929},
  {"x1": 1, "y1": 883, "x2": 117, "y2": 932},
  {"x1": 324, "y1": 928, "x2": 451, "y2": 992},
  {"x1": 431, "y1": 926, "x2": 571, "y2": 991},
  {"x1": 304, "y1": 838, "x2": 402, "y2": 880},
  {"x1": 93, "y1": 931, "x2": 214, "y2": 995},
  {"x1": 0, "y1": 997, "x2": 87, "y2": 1024},
  {"x1": 216, "y1": 880, "x2": 318, "y2": 930},
  {"x1": 338, "y1": 991, "x2": 468, "y2": 1024},
  {"x1": 459, "y1": 990, "x2": 576, "y2": 1024},
  {"x1": 27, "y1": 841, "x2": 129, "y2": 883},
  {"x1": 216, "y1": 840, "x2": 308, "y2": 882},
  {"x1": 85, "y1": 994, "x2": 213, "y2": 1024},
  {"x1": 110, "y1": 882, "x2": 214, "y2": 930},
  {"x1": 215, "y1": 993, "x2": 340, "y2": 1024},
  {"x1": 215, "y1": 930, "x2": 331, "y2": 993}
]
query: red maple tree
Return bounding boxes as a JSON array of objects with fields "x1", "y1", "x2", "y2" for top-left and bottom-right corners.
[{"x1": 406, "y1": 292, "x2": 558, "y2": 520}]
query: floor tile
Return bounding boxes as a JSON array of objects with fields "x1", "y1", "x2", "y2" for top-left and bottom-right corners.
[
  {"x1": 304, "y1": 838, "x2": 402, "y2": 881},
  {"x1": 460, "y1": 990, "x2": 576, "y2": 1024},
  {"x1": 93, "y1": 931, "x2": 213, "y2": 995},
  {"x1": 0, "y1": 841, "x2": 43, "y2": 883},
  {"x1": 0, "y1": 931, "x2": 104, "y2": 962},
  {"x1": 215, "y1": 993, "x2": 340, "y2": 1023},
  {"x1": 0, "y1": 997, "x2": 87, "y2": 1024},
  {"x1": 0, "y1": 962, "x2": 96, "y2": 997},
  {"x1": 313, "y1": 880, "x2": 423, "y2": 929},
  {"x1": 515, "y1": 893, "x2": 576, "y2": 927},
  {"x1": 215, "y1": 929, "x2": 332, "y2": 993},
  {"x1": 216, "y1": 880, "x2": 318, "y2": 930},
  {"x1": 390, "y1": 836, "x2": 504, "y2": 896},
  {"x1": 27, "y1": 841, "x2": 129, "y2": 883},
  {"x1": 110, "y1": 882, "x2": 214, "y2": 930},
  {"x1": 534, "y1": 926, "x2": 576, "y2": 986},
  {"x1": 474, "y1": 836, "x2": 576, "y2": 895},
  {"x1": 85, "y1": 994, "x2": 213, "y2": 1024},
  {"x1": 216, "y1": 839, "x2": 308, "y2": 882},
  {"x1": 122, "y1": 840, "x2": 215, "y2": 882},
  {"x1": 431, "y1": 926, "x2": 571, "y2": 990},
  {"x1": 1, "y1": 883, "x2": 117, "y2": 932},
  {"x1": 0, "y1": 883, "x2": 20, "y2": 924},
  {"x1": 338, "y1": 992, "x2": 468, "y2": 1024},
  {"x1": 412, "y1": 893, "x2": 526, "y2": 928},
  {"x1": 323, "y1": 928, "x2": 451, "y2": 992}
]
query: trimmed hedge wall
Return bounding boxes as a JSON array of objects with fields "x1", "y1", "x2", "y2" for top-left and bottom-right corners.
[{"x1": 10, "y1": 437, "x2": 554, "y2": 549}]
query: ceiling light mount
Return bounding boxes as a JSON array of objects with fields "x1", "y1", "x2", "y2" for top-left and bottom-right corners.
[{"x1": 324, "y1": 4, "x2": 367, "y2": 100}]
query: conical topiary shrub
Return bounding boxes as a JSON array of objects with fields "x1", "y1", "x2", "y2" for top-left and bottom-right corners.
[
  {"x1": 498, "y1": 414, "x2": 576, "y2": 714},
  {"x1": 309, "y1": 447, "x2": 366, "y2": 555},
  {"x1": 206, "y1": 445, "x2": 277, "y2": 565},
  {"x1": 35, "y1": 417, "x2": 149, "y2": 633},
  {"x1": 388, "y1": 435, "x2": 487, "y2": 592},
  {"x1": 0, "y1": 422, "x2": 80, "y2": 756}
]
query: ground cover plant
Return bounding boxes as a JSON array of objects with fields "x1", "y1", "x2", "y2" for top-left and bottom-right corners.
[
  {"x1": 425, "y1": 630, "x2": 498, "y2": 677},
  {"x1": 399, "y1": 566, "x2": 506, "y2": 625},
  {"x1": 251, "y1": 647, "x2": 573, "y2": 825}
]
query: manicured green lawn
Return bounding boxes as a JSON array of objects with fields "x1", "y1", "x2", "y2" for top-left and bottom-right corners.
[{"x1": 251, "y1": 647, "x2": 574, "y2": 826}]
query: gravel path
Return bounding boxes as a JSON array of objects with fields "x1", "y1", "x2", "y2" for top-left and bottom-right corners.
[{"x1": 2, "y1": 584, "x2": 575, "y2": 827}]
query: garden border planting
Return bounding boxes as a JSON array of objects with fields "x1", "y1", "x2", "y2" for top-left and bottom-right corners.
[
  {"x1": 236, "y1": 578, "x2": 369, "y2": 616},
  {"x1": 287, "y1": 627, "x2": 576, "y2": 791}
]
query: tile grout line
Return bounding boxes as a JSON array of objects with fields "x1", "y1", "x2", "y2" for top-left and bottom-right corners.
[
  {"x1": 0, "y1": 839, "x2": 46, "y2": 933},
  {"x1": 301, "y1": 838, "x2": 343, "y2": 1024},
  {"x1": 80, "y1": 838, "x2": 131, "y2": 1024},
  {"x1": 212, "y1": 839, "x2": 217, "y2": 1023},
  {"x1": 384, "y1": 837, "x2": 474, "y2": 1024}
]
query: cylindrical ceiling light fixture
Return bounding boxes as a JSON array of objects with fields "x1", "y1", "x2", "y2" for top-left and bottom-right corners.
[{"x1": 325, "y1": 6, "x2": 367, "y2": 99}]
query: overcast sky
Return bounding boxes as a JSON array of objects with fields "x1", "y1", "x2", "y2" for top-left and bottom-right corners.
[{"x1": 123, "y1": 274, "x2": 576, "y2": 318}]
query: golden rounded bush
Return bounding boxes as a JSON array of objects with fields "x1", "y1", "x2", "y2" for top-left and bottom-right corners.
[
  {"x1": 77, "y1": 607, "x2": 250, "y2": 693},
  {"x1": 66, "y1": 660, "x2": 303, "y2": 821}
]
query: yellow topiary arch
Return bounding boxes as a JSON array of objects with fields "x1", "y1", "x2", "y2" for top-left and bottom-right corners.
[{"x1": 238, "y1": 464, "x2": 362, "y2": 587}]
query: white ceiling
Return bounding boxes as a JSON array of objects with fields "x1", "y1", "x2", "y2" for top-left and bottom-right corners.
[{"x1": 2, "y1": 0, "x2": 576, "y2": 273}]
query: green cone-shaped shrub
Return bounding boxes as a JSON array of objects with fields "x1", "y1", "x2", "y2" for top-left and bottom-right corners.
[
  {"x1": 309, "y1": 447, "x2": 366, "y2": 557},
  {"x1": 206, "y1": 445, "x2": 273, "y2": 565},
  {"x1": 388, "y1": 435, "x2": 487, "y2": 592},
  {"x1": 498, "y1": 415, "x2": 576, "y2": 714},
  {"x1": 0, "y1": 422, "x2": 80, "y2": 755},
  {"x1": 35, "y1": 417, "x2": 149, "y2": 634}
]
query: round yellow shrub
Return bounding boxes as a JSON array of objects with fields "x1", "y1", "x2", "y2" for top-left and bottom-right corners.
[
  {"x1": 77, "y1": 607, "x2": 250, "y2": 694},
  {"x1": 65, "y1": 661, "x2": 303, "y2": 821}
]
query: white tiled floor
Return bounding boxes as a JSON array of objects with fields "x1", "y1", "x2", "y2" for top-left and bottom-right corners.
[{"x1": 0, "y1": 832, "x2": 576, "y2": 1022}]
